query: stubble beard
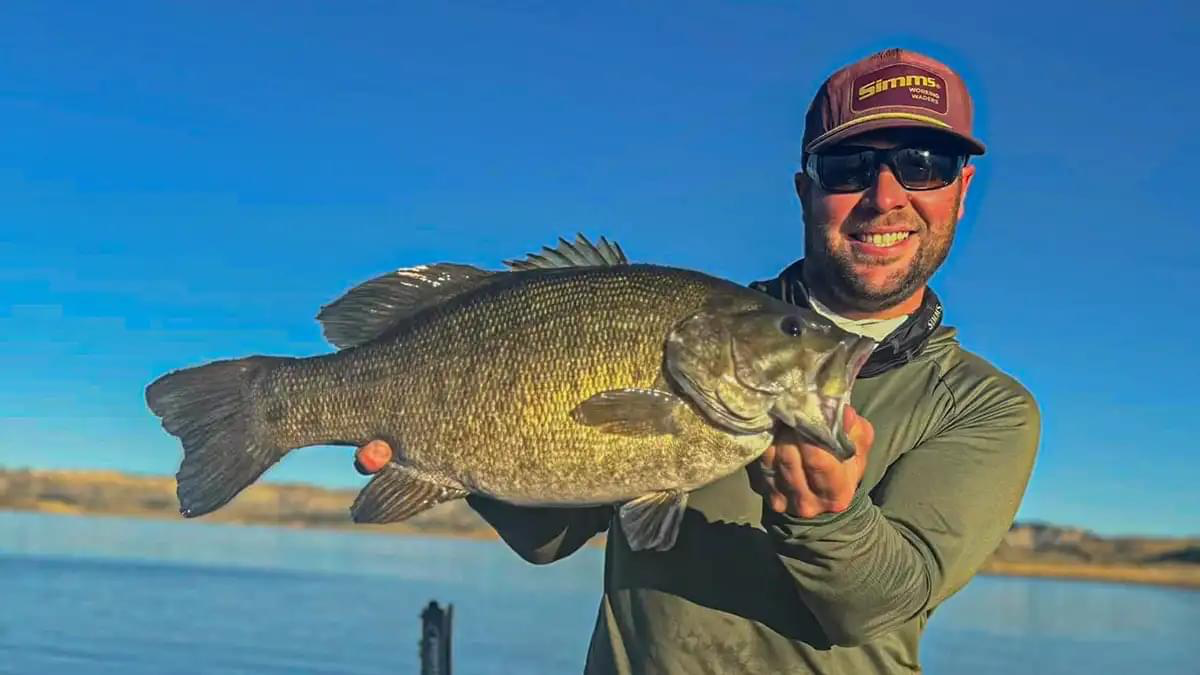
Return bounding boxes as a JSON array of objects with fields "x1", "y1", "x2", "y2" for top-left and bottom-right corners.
[{"x1": 803, "y1": 190, "x2": 961, "y2": 314}]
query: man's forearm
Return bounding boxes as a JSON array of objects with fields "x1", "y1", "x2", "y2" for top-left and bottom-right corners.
[
  {"x1": 766, "y1": 388, "x2": 1040, "y2": 646},
  {"x1": 765, "y1": 495, "x2": 934, "y2": 646},
  {"x1": 467, "y1": 495, "x2": 611, "y2": 564}
]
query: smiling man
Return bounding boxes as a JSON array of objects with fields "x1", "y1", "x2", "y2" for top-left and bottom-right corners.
[
  {"x1": 730, "y1": 49, "x2": 1039, "y2": 672},
  {"x1": 356, "y1": 48, "x2": 1040, "y2": 674}
]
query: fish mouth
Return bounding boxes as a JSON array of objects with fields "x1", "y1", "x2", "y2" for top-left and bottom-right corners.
[
  {"x1": 774, "y1": 335, "x2": 876, "y2": 461},
  {"x1": 820, "y1": 338, "x2": 873, "y2": 424},
  {"x1": 847, "y1": 335, "x2": 875, "y2": 384},
  {"x1": 829, "y1": 335, "x2": 875, "y2": 451}
]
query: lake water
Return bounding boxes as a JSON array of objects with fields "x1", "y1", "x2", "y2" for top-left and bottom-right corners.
[{"x1": 1, "y1": 512, "x2": 1197, "y2": 674}]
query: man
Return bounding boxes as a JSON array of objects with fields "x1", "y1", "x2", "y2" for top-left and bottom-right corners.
[{"x1": 360, "y1": 48, "x2": 1040, "y2": 674}]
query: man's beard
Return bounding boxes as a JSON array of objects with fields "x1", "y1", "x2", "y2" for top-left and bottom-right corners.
[{"x1": 803, "y1": 191, "x2": 960, "y2": 314}]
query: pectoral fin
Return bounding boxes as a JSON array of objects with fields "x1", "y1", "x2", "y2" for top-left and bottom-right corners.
[
  {"x1": 350, "y1": 462, "x2": 469, "y2": 524},
  {"x1": 570, "y1": 388, "x2": 683, "y2": 436},
  {"x1": 619, "y1": 489, "x2": 688, "y2": 552}
]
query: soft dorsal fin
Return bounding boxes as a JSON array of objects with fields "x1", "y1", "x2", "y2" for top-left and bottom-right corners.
[
  {"x1": 504, "y1": 233, "x2": 628, "y2": 270},
  {"x1": 316, "y1": 263, "x2": 494, "y2": 349}
]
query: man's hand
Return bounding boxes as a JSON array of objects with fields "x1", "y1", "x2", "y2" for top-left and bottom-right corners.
[{"x1": 749, "y1": 407, "x2": 875, "y2": 518}]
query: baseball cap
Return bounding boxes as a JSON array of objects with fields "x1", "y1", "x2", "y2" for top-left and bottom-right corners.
[{"x1": 803, "y1": 48, "x2": 985, "y2": 156}]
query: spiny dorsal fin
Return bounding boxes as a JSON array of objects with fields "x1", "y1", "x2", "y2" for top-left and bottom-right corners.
[
  {"x1": 316, "y1": 263, "x2": 494, "y2": 349},
  {"x1": 504, "y1": 233, "x2": 628, "y2": 271}
]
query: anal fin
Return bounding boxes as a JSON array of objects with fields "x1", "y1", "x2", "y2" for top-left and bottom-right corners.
[
  {"x1": 351, "y1": 463, "x2": 469, "y2": 524},
  {"x1": 618, "y1": 489, "x2": 688, "y2": 552}
]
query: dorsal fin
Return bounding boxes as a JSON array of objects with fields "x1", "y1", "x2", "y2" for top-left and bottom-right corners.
[
  {"x1": 504, "y1": 233, "x2": 628, "y2": 271},
  {"x1": 316, "y1": 263, "x2": 494, "y2": 349}
]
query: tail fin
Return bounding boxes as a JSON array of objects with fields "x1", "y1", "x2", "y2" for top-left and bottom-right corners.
[{"x1": 145, "y1": 356, "x2": 290, "y2": 518}]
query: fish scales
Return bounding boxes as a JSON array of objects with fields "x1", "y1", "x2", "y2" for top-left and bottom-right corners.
[
  {"x1": 147, "y1": 235, "x2": 875, "y2": 549},
  {"x1": 253, "y1": 264, "x2": 764, "y2": 505}
]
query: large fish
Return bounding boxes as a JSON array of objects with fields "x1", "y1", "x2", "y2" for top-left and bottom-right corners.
[{"x1": 146, "y1": 235, "x2": 875, "y2": 551}]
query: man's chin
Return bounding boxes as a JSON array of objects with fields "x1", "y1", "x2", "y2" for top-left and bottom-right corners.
[
  {"x1": 836, "y1": 266, "x2": 920, "y2": 309},
  {"x1": 845, "y1": 259, "x2": 912, "y2": 290}
]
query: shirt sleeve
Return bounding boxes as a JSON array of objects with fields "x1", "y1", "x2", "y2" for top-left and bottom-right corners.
[
  {"x1": 764, "y1": 377, "x2": 1040, "y2": 646},
  {"x1": 466, "y1": 495, "x2": 612, "y2": 565}
]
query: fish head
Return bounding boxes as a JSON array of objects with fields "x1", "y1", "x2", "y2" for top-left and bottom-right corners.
[{"x1": 665, "y1": 300, "x2": 875, "y2": 461}]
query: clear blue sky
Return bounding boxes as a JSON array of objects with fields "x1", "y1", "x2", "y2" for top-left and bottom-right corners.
[{"x1": 1, "y1": 1, "x2": 1196, "y2": 537}]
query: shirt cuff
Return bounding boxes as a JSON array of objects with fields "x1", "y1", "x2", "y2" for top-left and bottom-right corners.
[{"x1": 763, "y1": 490, "x2": 873, "y2": 544}]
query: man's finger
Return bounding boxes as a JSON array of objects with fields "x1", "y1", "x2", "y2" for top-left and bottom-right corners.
[
  {"x1": 778, "y1": 458, "x2": 827, "y2": 518},
  {"x1": 773, "y1": 444, "x2": 824, "y2": 513},
  {"x1": 848, "y1": 410, "x2": 875, "y2": 469},
  {"x1": 770, "y1": 492, "x2": 788, "y2": 513},
  {"x1": 354, "y1": 440, "x2": 393, "y2": 475},
  {"x1": 772, "y1": 445, "x2": 807, "y2": 493},
  {"x1": 843, "y1": 405, "x2": 859, "y2": 433},
  {"x1": 797, "y1": 449, "x2": 845, "y2": 497},
  {"x1": 854, "y1": 415, "x2": 875, "y2": 453}
]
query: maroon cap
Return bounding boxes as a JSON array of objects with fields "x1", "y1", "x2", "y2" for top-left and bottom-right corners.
[{"x1": 804, "y1": 48, "x2": 985, "y2": 156}]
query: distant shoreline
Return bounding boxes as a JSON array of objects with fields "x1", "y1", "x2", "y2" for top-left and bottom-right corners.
[
  {"x1": 976, "y1": 560, "x2": 1200, "y2": 591},
  {"x1": 5, "y1": 505, "x2": 1199, "y2": 592},
  {"x1": 2, "y1": 468, "x2": 1198, "y2": 591}
]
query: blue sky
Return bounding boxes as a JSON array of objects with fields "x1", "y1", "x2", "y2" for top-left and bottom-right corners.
[{"x1": 1, "y1": 1, "x2": 1196, "y2": 537}]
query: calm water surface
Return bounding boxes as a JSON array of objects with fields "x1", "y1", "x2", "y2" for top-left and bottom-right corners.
[{"x1": 1, "y1": 512, "x2": 1196, "y2": 674}]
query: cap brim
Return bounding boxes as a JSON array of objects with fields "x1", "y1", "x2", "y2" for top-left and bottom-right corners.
[{"x1": 806, "y1": 114, "x2": 986, "y2": 156}]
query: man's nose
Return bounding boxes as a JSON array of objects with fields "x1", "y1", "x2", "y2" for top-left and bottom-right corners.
[{"x1": 863, "y1": 165, "x2": 910, "y2": 212}]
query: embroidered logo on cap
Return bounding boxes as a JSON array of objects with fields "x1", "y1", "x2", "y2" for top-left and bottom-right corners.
[{"x1": 851, "y1": 64, "x2": 948, "y2": 115}]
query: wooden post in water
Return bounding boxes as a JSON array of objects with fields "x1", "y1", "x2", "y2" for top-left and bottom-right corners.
[{"x1": 419, "y1": 600, "x2": 453, "y2": 675}]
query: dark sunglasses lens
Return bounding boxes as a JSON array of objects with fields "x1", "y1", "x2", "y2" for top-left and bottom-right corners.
[
  {"x1": 892, "y1": 149, "x2": 962, "y2": 190},
  {"x1": 815, "y1": 152, "x2": 872, "y2": 192}
]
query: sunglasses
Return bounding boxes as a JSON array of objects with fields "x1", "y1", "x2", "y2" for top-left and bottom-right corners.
[{"x1": 805, "y1": 147, "x2": 967, "y2": 194}]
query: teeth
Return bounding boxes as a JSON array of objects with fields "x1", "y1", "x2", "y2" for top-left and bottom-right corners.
[{"x1": 856, "y1": 232, "x2": 911, "y2": 247}]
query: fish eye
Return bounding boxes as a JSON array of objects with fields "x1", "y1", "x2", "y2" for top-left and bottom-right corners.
[{"x1": 780, "y1": 316, "x2": 804, "y2": 337}]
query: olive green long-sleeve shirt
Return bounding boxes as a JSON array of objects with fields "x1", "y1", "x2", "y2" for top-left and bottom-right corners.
[{"x1": 469, "y1": 323, "x2": 1040, "y2": 674}]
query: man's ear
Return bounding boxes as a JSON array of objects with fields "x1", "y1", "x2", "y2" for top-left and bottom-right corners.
[
  {"x1": 794, "y1": 171, "x2": 811, "y2": 205},
  {"x1": 957, "y1": 163, "x2": 977, "y2": 221}
]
